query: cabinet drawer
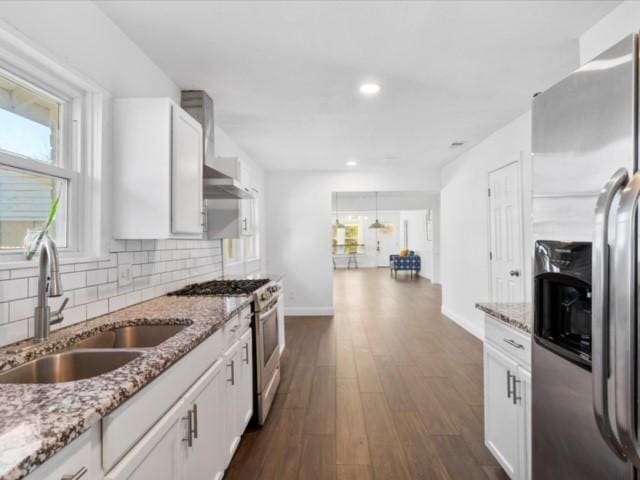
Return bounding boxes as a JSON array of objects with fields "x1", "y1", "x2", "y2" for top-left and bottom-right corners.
[
  {"x1": 485, "y1": 316, "x2": 531, "y2": 370},
  {"x1": 29, "y1": 425, "x2": 100, "y2": 480}
]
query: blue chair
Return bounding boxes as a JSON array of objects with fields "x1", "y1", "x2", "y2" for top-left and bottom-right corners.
[{"x1": 389, "y1": 251, "x2": 421, "y2": 278}]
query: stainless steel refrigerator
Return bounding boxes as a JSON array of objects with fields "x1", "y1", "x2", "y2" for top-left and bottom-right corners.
[{"x1": 531, "y1": 33, "x2": 640, "y2": 479}]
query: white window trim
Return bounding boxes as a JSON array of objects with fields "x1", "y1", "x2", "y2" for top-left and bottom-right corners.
[{"x1": 0, "y1": 20, "x2": 107, "y2": 267}]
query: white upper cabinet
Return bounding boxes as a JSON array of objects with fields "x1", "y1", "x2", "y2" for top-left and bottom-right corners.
[{"x1": 113, "y1": 98, "x2": 203, "y2": 239}]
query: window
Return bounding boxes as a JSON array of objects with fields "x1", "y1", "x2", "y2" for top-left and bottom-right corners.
[
  {"x1": 223, "y1": 238, "x2": 242, "y2": 264},
  {"x1": 0, "y1": 27, "x2": 104, "y2": 263},
  {"x1": 333, "y1": 223, "x2": 361, "y2": 254},
  {"x1": 0, "y1": 70, "x2": 74, "y2": 252}
]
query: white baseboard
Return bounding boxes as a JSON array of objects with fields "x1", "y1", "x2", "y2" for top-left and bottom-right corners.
[
  {"x1": 441, "y1": 305, "x2": 484, "y2": 340},
  {"x1": 285, "y1": 306, "x2": 335, "y2": 316}
]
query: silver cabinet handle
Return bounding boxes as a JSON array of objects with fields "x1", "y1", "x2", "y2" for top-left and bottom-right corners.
[
  {"x1": 512, "y1": 375, "x2": 521, "y2": 405},
  {"x1": 593, "y1": 168, "x2": 628, "y2": 459},
  {"x1": 227, "y1": 360, "x2": 235, "y2": 385},
  {"x1": 503, "y1": 338, "x2": 524, "y2": 350},
  {"x1": 243, "y1": 343, "x2": 249, "y2": 364},
  {"x1": 61, "y1": 467, "x2": 87, "y2": 480},
  {"x1": 192, "y1": 403, "x2": 198, "y2": 439},
  {"x1": 506, "y1": 370, "x2": 513, "y2": 399},
  {"x1": 183, "y1": 409, "x2": 193, "y2": 447},
  {"x1": 614, "y1": 169, "x2": 640, "y2": 466}
]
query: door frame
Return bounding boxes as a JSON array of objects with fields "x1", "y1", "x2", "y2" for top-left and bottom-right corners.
[{"x1": 486, "y1": 157, "x2": 526, "y2": 302}]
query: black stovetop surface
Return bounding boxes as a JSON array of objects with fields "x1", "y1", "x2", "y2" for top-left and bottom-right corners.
[{"x1": 168, "y1": 279, "x2": 270, "y2": 296}]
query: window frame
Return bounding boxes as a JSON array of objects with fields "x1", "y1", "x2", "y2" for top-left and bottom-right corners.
[{"x1": 0, "y1": 24, "x2": 106, "y2": 266}]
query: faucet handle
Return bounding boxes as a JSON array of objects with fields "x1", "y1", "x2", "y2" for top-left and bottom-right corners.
[{"x1": 50, "y1": 297, "x2": 69, "y2": 325}]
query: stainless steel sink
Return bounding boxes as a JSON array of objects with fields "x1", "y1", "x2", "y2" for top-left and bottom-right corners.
[
  {"x1": 72, "y1": 324, "x2": 188, "y2": 349},
  {"x1": 0, "y1": 350, "x2": 142, "y2": 384}
]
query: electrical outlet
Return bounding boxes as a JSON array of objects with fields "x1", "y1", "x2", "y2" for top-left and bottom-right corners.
[
  {"x1": 118, "y1": 264, "x2": 133, "y2": 287},
  {"x1": 288, "y1": 291, "x2": 295, "y2": 300}
]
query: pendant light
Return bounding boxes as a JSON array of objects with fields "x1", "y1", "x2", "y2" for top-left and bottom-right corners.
[
  {"x1": 334, "y1": 192, "x2": 346, "y2": 229},
  {"x1": 369, "y1": 191, "x2": 385, "y2": 229}
]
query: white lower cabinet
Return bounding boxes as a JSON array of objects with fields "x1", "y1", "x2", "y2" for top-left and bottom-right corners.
[
  {"x1": 35, "y1": 322, "x2": 255, "y2": 480},
  {"x1": 184, "y1": 359, "x2": 226, "y2": 480},
  {"x1": 484, "y1": 315, "x2": 531, "y2": 480},
  {"x1": 484, "y1": 343, "x2": 521, "y2": 478},
  {"x1": 104, "y1": 397, "x2": 188, "y2": 480}
]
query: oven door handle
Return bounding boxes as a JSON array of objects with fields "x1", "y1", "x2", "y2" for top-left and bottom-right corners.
[
  {"x1": 592, "y1": 168, "x2": 628, "y2": 460},
  {"x1": 258, "y1": 302, "x2": 279, "y2": 322},
  {"x1": 614, "y1": 169, "x2": 640, "y2": 466}
]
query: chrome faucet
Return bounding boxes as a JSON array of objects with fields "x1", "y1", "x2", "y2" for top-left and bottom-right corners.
[{"x1": 33, "y1": 235, "x2": 68, "y2": 342}]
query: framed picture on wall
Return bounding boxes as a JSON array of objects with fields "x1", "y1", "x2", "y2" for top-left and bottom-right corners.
[{"x1": 426, "y1": 209, "x2": 433, "y2": 241}]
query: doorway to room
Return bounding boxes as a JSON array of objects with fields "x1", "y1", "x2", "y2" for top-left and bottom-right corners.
[{"x1": 330, "y1": 191, "x2": 440, "y2": 282}]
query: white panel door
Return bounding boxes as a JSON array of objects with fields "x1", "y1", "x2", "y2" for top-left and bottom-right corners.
[
  {"x1": 184, "y1": 359, "x2": 226, "y2": 480},
  {"x1": 489, "y1": 162, "x2": 524, "y2": 302},
  {"x1": 105, "y1": 400, "x2": 187, "y2": 480},
  {"x1": 484, "y1": 343, "x2": 520, "y2": 478},
  {"x1": 171, "y1": 105, "x2": 203, "y2": 234}
]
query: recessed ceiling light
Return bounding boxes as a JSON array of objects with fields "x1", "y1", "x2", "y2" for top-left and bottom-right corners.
[
  {"x1": 346, "y1": 160, "x2": 358, "y2": 167},
  {"x1": 359, "y1": 83, "x2": 380, "y2": 96}
]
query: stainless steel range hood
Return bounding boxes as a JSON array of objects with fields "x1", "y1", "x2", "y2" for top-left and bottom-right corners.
[{"x1": 180, "y1": 90, "x2": 255, "y2": 200}]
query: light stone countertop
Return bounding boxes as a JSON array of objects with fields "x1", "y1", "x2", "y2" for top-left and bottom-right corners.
[{"x1": 0, "y1": 293, "x2": 252, "y2": 480}]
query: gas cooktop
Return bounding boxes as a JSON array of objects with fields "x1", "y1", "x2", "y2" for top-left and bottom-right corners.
[{"x1": 168, "y1": 279, "x2": 270, "y2": 297}]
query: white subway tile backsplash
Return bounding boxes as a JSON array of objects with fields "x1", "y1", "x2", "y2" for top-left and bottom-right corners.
[
  {"x1": 9, "y1": 297, "x2": 38, "y2": 322},
  {"x1": 117, "y1": 252, "x2": 134, "y2": 265},
  {"x1": 0, "y1": 303, "x2": 8, "y2": 324},
  {"x1": 110, "y1": 239, "x2": 126, "y2": 252},
  {"x1": 75, "y1": 262, "x2": 99, "y2": 272},
  {"x1": 141, "y1": 240, "x2": 155, "y2": 251},
  {"x1": 61, "y1": 272, "x2": 86, "y2": 290},
  {"x1": 126, "y1": 240, "x2": 142, "y2": 252},
  {"x1": 99, "y1": 253, "x2": 118, "y2": 269},
  {"x1": 74, "y1": 286, "x2": 98, "y2": 305},
  {"x1": 0, "y1": 319, "x2": 28, "y2": 344},
  {"x1": 0, "y1": 238, "x2": 224, "y2": 346},
  {"x1": 108, "y1": 268, "x2": 118, "y2": 283},
  {"x1": 86, "y1": 269, "x2": 108, "y2": 286},
  {"x1": 109, "y1": 291, "x2": 142, "y2": 312},
  {"x1": 0, "y1": 279, "x2": 28, "y2": 302},
  {"x1": 87, "y1": 299, "x2": 108, "y2": 319},
  {"x1": 98, "y1": 282, "x2": 118, "y2": 300},
  {"x1": 10, "y1": 267, "x2": 39, "y2": 279},
  {"x1": 133, "y1": 251, "x2": 148, "y2": 264}
]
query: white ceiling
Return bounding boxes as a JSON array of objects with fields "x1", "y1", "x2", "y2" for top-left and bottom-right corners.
[{"x1": 98, "y1": 1, "x2": 619, "y2": 172}]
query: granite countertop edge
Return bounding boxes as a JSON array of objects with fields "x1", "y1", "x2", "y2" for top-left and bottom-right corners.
[
  {"x1": 475, "y1": 302, "x2": 533, "y2": 335},
  {"x1": 0, "y1": 294, "x2": 253, "y2": 480}
]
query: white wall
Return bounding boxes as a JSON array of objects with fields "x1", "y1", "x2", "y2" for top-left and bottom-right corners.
[
  {"x1": 400, "y1": 209, "x2": 440, "y2": 283},
  {"x1": 334, "y1": 191, "x2": 439, "y2": 212},
  {"x1": 440, "y1": 111, "x2": 532, "y2": 338},
  {"x1": 0, "y1": 2, "x2": 266, "y2": 345},
  {"x1": 580, "y1": 0, "x2": 640, "y2": 64},
  {"x1": 266, "y1": 168, "x2": 440, "y2": 315}
]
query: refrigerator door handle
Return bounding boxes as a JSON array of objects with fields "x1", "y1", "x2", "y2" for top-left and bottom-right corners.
[
  {"x1": 593, "y1": 168, "x2": 629, "y2": 459},
  {"x1": 614, "y1": 169, "x2": 640, "y2": 467}
]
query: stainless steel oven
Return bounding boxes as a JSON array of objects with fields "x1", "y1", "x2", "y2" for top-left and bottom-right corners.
[{"x1": 254, "y1": 292, "x2": 281, "y2": 425}]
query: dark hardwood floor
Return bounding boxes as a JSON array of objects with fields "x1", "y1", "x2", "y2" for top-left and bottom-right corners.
[{"x1": 225, "y1": 268, "x2": 508, "y2": 480}]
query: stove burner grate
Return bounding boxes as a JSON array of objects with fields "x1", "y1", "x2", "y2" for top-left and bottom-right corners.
[{"x1": 168, "y1": 279, "x2": 270, "y2": 296}]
